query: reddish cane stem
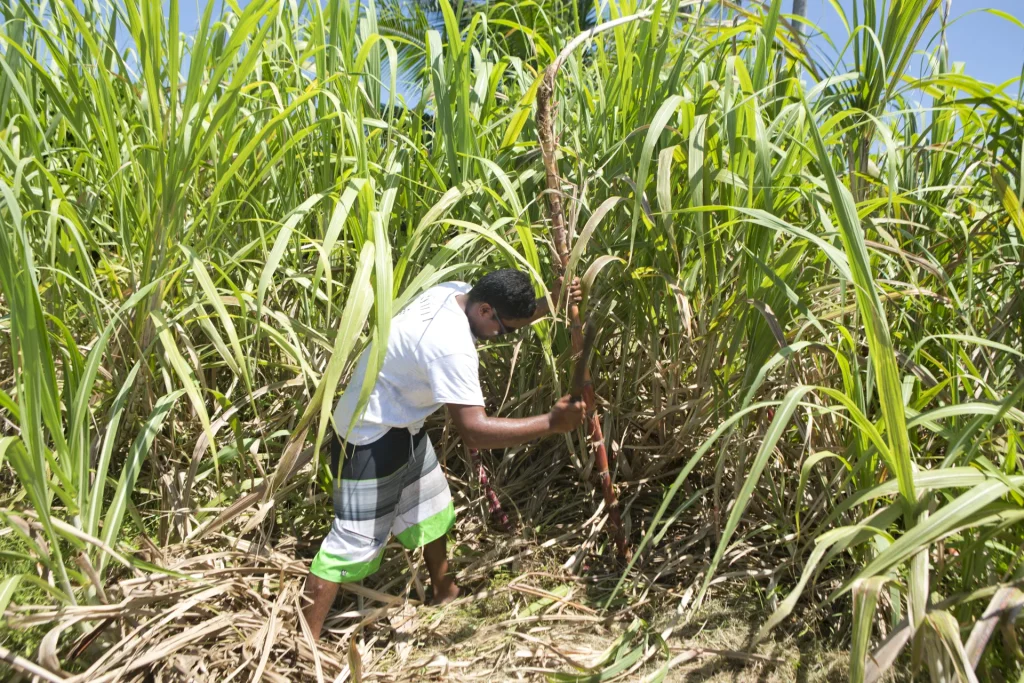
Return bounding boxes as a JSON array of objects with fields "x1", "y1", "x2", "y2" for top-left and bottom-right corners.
[{"x1": 469, "y1": 447, "x2": 511, "y2": 531}]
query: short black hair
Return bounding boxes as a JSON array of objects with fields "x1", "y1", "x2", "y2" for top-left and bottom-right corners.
[{"x1": 468, "y1": 269, "x2": 537, "y2": 319}]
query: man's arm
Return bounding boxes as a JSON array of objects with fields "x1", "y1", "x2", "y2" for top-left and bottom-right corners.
[
  {"x1": 448, "y1": 395, "x2": 585, "y2": 450},
  {"x1": 525, "y1": 277, "x2": 583, "y2": 325},
  {"x1": 526, "y1": 297, "x2": 551, "y2": 325}
]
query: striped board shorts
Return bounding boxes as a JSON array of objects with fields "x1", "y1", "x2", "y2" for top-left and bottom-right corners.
[{"x1": 309, "y1": 427, "x2": 455, "y2": 583}]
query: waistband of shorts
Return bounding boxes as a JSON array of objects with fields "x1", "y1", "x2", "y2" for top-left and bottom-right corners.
[{"x1": 332, "y1": 425, "x2": 425, "y2": 445}]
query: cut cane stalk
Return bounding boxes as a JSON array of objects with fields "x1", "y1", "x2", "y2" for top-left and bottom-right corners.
[{"x1": 468, "y1": 447, "x2": 512, "y2": 532}]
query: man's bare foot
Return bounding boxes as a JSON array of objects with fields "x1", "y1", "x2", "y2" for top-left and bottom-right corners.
[{"x1": 429, "y1": 579, "x2": 460, "y2": 606}]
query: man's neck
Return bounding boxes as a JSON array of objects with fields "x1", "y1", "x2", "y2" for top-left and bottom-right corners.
[{"x1": 456, "y1": 294, "x2": 482, "y2": 343}]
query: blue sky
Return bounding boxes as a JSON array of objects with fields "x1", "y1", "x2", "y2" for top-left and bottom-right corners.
[{"x1": 801, "y1": 0, "x2": 1024, "y2": 88}]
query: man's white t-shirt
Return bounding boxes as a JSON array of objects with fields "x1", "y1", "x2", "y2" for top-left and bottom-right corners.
[{"x1": 332, "y1": 282, "x2": 484, "y2": 445}]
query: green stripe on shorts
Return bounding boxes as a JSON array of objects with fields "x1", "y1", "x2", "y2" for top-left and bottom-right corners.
[
  {"x1": 309, "y1": 547, "x2": 384, "y2": 583},
  {"x1": 395, "y1": 500, "x2": 456, "y2": 550}
]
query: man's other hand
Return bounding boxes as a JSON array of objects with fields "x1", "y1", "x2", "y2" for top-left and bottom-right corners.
[
  {"x1": 552, "y1": 276, "x2": 584, "y2": 309},
  {"x1": 548, "y1": 394, "x2": 587, "y2": 432}
]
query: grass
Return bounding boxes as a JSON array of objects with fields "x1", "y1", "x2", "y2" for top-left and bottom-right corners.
[
  {"x1": 1, "y1": 0, "x2": 1024, "y2": 680},
  {"x1": 0, "y1": 533, "x2": 51, "y2": 677}
]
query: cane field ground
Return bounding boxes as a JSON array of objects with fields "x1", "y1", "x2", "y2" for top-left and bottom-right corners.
[{"x1": 0, "y1": 0, "x2": 1023, "y2": 680}]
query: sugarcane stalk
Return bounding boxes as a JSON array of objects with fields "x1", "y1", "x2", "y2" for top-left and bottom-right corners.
[
  {"x1": 536, "y1": 20, "x2": 654, "y2": 558},
  {"x1": 570, "y1": 317, "x2": 598, "y2": 402}
]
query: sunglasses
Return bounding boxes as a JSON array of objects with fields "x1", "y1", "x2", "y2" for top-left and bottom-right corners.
[{"x1": 492, "y1": 311, "x2": 509, "y2": 337}]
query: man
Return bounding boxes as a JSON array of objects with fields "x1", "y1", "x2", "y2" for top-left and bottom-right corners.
[{"x1": 302, "y1": 269, "x2": 586, "y2": 638}]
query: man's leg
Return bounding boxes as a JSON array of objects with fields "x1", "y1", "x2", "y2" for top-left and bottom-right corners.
[
  {"x1": 301, "y1": 573, "x2": 340, "y2": 639},
  {"x1": 422, "y1": 535, "x2": 459, "y2": 605},
  {"x1": 393, "y1": 434, "x2": 460, "y2": 605},
  {"x1": 304, "y1": 430, "x2": 402, "y2": 639}
]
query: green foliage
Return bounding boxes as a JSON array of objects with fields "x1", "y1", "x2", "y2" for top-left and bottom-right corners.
[{"x1": 0, "y1": 0, "x2": 1022, "y2": 679}]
